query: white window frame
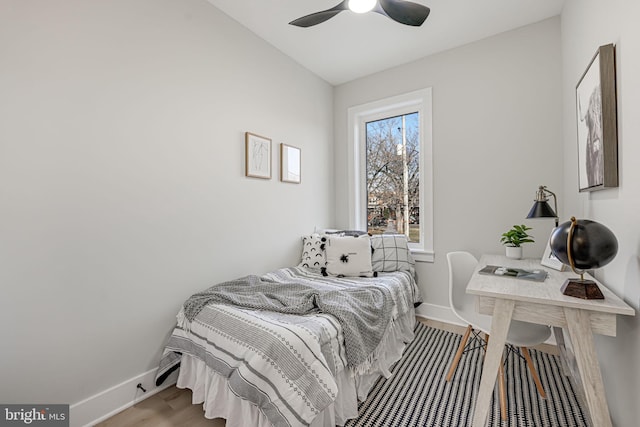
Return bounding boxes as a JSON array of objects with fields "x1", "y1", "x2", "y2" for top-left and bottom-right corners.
[{"x1": 347, "y1": 88, "x2": 434, "y2": 262}]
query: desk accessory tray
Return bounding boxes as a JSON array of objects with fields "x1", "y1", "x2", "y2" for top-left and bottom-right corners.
[{"x1": 479, "y1": 265, "x2": 547, "y2": 282}]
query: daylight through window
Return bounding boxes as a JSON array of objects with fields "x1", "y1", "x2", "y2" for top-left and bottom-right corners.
[{"x1": 366, "y1": 113, "x2": 420, "y2": 242}]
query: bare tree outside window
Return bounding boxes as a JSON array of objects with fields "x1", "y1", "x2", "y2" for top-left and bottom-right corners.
[{"x1": 366, "y1": 112, "x2": 420, "y2": 242}]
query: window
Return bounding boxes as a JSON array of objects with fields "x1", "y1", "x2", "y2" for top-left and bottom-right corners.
[
  {"x1": 347, "y1": 89, "x2": 433, "y2": 262},
  {"x1": 366, "y1": 112, "x2": 420, "y2": 241}
]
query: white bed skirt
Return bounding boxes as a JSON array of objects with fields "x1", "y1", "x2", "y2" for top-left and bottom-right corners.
[{"x1": 176, "y1": 310, "x2": 416, "y2": 427}]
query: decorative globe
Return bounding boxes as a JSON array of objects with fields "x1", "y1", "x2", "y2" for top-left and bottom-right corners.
[{"x1": 550, "y1": 218, "x2": 618, "y2": 271}]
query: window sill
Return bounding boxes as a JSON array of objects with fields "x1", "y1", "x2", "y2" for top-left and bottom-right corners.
[{"x1": 411, "y1": 249, "x2": 434, "y2": 263}]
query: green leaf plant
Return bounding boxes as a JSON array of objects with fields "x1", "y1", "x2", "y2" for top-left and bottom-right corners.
[{"x1": 500, "y1": 224, "x2": 534, "y2": 247}]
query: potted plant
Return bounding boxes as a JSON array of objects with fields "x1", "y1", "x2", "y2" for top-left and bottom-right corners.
[{"x1": 500, "y1": 224, "x2": 534, "y2": 259}]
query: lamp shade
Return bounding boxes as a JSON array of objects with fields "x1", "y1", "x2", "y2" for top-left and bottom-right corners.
[
  {"x1": 526, "y1": 201, "x2": 557, "y2": 219},
  {"x1": 526, "y1": 186, "x2": 558, "y2": 226},
  {"x1": 549, "y1": 218, "x2": 618, "y2": 271}
]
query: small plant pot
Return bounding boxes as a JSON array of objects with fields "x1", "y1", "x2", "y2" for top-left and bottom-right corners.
[{"x1": 505, "y1": 246, "x2": 523, "y2": 260}]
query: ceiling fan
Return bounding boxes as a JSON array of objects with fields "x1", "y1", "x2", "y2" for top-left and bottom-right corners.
[{"x1": 289, "y1": 0, "x2": 431, "y2": 28}]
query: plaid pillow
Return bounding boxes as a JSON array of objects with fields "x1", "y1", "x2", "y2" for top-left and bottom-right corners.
[{"x1": 370, "y1": 234, "x2": 415, "y2": 273}]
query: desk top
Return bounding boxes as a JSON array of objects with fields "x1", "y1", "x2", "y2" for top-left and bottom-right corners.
[{"x1": 467, "y1": 254, "x2": 635, "y2": 317}]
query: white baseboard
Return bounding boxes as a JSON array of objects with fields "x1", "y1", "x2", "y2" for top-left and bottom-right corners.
[
  {"x1": 415, "y1": 302, "x2": 466, "y2": 327},
  {"x1": 70, "y1": 368, "x2": 178, "y2": 427}
]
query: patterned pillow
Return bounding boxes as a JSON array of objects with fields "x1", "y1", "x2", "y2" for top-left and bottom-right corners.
[
  {"x1": 298, "y1": 233, "x2": 327, "y2": 272},
  {"x1": 370, "y1": 234, "x2": 415, "y2": 273},
  {"x1": 324, "y1": 235, "x2": 374, "y2": 277}
]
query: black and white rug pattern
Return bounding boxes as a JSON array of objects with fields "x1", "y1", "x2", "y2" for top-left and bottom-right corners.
[{"x1": 345, "y1": 322, "x2": 590, "y2": 427}]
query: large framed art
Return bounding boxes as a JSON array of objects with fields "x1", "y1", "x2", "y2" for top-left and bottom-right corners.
[{"x1": 575, "y1": 43, "x2": 618, "y2": 192}]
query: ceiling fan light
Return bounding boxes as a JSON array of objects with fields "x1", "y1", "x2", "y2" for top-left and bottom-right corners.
[{"x1": 348, "y1": 0, "x2": 376, "y2": 14}]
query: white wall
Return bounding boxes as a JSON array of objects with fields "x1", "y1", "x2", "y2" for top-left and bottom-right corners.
[
  {"x1": 333, "y1": 18, "x2": 563, "y2": 315},
  {"x1": 561, "y1": 1, "x2": 640, "y2": 425},
  {"x1": 6, "y1": 1, "x2": 637, "y2": 423},
  {"x1": 0, "y1": 0, "x2": 334, "y2": 417}
]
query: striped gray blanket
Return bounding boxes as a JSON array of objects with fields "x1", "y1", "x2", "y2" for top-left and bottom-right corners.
[
  {"x1": 181, "y1": 274, "x2": 392, "y2": 371},
  {"x1": 155, "y1": 267, "x2": 420, "y2": 427}
]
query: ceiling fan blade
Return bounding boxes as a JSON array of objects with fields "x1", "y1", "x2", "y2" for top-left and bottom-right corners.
[
  {"x1": 376, "y1": 0, "x2": 430, "y2": 26},
  {"x1": 289, "y1": 0, "x2": 350, "y2": 27}
]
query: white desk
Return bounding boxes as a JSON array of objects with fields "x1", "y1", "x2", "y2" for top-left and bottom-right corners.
[{"x1": 467, "y1": 254, "x2": 634, "y2": 427}]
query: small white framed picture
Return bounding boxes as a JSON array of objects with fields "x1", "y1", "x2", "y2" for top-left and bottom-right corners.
[
  {"x1": 245, "y1": 132, "x2": 272, "y2": 179},
  {"x1": 541, "y1": 229, "x2": 565, "y2": 271},
  {"x1": 280, "y1": 143, "x2": 301, "y2": 184}
]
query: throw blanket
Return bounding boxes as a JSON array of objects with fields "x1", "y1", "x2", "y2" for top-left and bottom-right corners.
[{"x1": 179, "y1": 274, "x2": 392, "y2": 372}]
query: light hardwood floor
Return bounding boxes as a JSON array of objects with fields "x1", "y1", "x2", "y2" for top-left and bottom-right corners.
[
  {"x1": 96, "y1": 318, "x2": 556, "y2": 427},
  {"x1": 96, "y1": 384, "x2": 225, "y2": 427}
]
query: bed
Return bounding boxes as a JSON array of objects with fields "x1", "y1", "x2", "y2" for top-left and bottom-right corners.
[{"x1": 155, "y1": 233, "x2": 422, "y2": 427}]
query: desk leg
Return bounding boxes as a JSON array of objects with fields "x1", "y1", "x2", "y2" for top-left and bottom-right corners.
[
  {"x1": 564, "y1": 307, "x2": 612, "y2": 427},
  {"x1": 552, "y1": 326, "x2": 572, "y2": 376},
  {"x1": 471, "y1": 299, "x2": 514, "y2": 427}
]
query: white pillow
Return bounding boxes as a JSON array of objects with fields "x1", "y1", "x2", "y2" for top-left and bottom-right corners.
[
  {"x1": 324, "y1": 235, "x2": 374, "y2": 277},
  {"x1": 298, "y1": 233, "x2": 327, "y2": 272},
  {"x1": 370, "y1": 234, "x2": 415, "y2": 273}
]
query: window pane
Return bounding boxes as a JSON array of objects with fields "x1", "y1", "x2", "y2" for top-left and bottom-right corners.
[{"x1": 366, "y1": 112, "x2": 420, "y2": 243}]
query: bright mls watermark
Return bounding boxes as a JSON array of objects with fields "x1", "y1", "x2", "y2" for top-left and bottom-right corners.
[{"x1": 1, "y1": 405, "x2": 68, "y2": 426}]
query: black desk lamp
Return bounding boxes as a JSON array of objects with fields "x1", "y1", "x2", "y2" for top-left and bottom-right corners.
[{"x1": 526, "y1": 185, "x2": 559, "y2": 227}]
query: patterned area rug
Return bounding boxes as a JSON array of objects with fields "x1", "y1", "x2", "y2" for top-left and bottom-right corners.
[{"x1": 345, "y1": 322, "x2": 590, "y2": 427}]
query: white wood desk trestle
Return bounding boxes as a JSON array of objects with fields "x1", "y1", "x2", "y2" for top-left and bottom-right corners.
[{"x1": 467, "y1": 254, "x2": 634, "y2": 427}]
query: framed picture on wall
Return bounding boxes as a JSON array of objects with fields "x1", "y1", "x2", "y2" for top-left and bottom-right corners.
[
  {"x1": 280, "y1": 143, "x2": 301, "y2": 184},
  {"x1": 575, "y1": 43, "x2": 618, "y2": 192},
  {"x1": 245, "y1": 132, "x2": 272, "y2": 179}
]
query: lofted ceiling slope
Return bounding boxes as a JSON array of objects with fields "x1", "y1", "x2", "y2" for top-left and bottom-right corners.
[{"x1": 207, "y1": 0, "x2": 565, "y2": 85}]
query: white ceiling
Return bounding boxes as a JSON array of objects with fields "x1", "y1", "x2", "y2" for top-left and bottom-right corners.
[{"x1": 207, "y1": 0, "x2": 565, "y2": 86}]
